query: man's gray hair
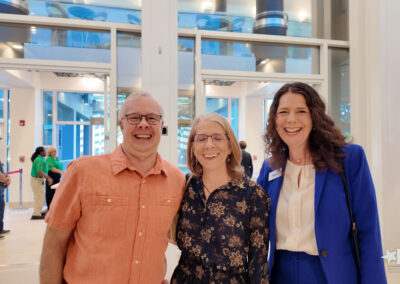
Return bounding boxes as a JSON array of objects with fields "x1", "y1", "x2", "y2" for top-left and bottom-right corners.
[{"x1": 118, "y1": 91, "x2": 164, "y2": 120}]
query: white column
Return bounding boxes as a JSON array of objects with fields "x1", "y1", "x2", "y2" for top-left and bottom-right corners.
[
  {"x1": 379, "y1": 1, "x2": 400, "y2": 281},
  {"x1": 9, "y1": 87, "x2": 37, "y2": 205},
  {"x1": 350, "y1": 0, "x2": 400, "y2": 282},
  {"x1": 109, "y1": 27, "x2": 118, "y2": 151},
  {"x1": 142, "y1": 0, "x2": 178, "y2": 164}
]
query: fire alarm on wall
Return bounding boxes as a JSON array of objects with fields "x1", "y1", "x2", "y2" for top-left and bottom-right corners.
[{"x1": 19, "y1": 120, "x2": 25, "y2": 126}]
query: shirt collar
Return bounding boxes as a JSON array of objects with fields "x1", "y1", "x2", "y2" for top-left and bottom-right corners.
[{"x1": 110, "y1": 145, "x2": 168, "y2": 177}]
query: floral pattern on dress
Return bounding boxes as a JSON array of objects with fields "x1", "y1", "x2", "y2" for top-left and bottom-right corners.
[{"x1": 171, "y1": 175, "x2": 271, "y2": 284}]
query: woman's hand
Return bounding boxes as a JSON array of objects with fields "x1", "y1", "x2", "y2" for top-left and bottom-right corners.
[{"x1": 46, "y1": 176, "x2": 53, "y2": 185}]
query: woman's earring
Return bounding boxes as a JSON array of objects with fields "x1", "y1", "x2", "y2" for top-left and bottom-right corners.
[{"x1": 227, "y1": 155, "x2": 231, "y2": 163}]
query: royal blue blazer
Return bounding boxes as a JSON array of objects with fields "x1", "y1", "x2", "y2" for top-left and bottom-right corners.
[{"x1": 257, "y1": 144, "x2": 387, "y2": 283}]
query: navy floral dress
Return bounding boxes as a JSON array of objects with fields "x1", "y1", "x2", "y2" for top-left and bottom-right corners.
[{"x1": 171, "y1": 175, "x2": 270, "y2": 284}]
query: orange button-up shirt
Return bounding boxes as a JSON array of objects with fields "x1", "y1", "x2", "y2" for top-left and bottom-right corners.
[{"x1": 45, "y1": 146, "x2": 185, "y2": 284}]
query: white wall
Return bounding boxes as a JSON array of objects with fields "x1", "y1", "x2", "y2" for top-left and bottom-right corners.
[
  {"x1": 245, "y1": 96, "x2": 265, "y2": 178},
  {"x1": 350, "y1": 0, "x2": 400, "y2": 281},
  {"x1": 8, "y1": 87, "x2": 37, "y2": 206},
  {"x1": 380, "y1": 0, "x2": 400, "y2": 281}
]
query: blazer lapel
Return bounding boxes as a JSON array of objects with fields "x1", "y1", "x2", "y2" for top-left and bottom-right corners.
[
  {"x1": 269, "y1": 173, "x2": 284, "y2": 258},
  {"x1": 314, "y1": 170, "x2": 328, "y2": 213}
]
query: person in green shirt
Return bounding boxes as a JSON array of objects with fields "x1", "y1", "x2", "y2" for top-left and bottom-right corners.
[
  {"x1": 45, "y1": 146, "x2": 64, "y2": 210},
  {"x1": 30, "y1": 147, "x2": 52, "y2": 220}
]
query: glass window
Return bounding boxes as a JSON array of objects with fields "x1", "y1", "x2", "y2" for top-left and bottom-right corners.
[
  {"x1": 206, "y1": 98, "x2": 228, "y2": 118},
  {"x1": 57, "y1": 92, "x2": 104, "y2": 122},
  {"x1": 54, "y1": 90, "x2": 105, "y2": 167},
  {"x1": 206, "y1": 97, "x2": 238, "y2": 138},
  {"x1": 178, "y1": 37, "x2": 195, "y2": 172},
  {"x1": 329, "y1": 48, "x2": 350, "y2": 138},
  {"x1": 178, "y1": 0, "x2": 348, "y2": 40},
  {"x1": 56, "y1": 124, "x2": 74, "y2": 169},
  {"x1": 56, "y1": 124, "x2": 90, "y2": 169},
  {"x1": 202, "y1": 39, "x2": 319, "y2": 74},
  {"x1": 117, "y1": 32, "x2": 142, "y2": 145},
  {"x1": 0, "y1": 24, "x2": 110, "y2": 62},
  {"x1": 43, "y1": 91, "x2": 53, "y2": 145},
  {"x1": 231, "y1": 98, "x2": 239, "y2": 137},
  {"x1": 1, "y1": 1, "x2": 143, "y2": 24},
  {"x1": 116, "y1": 94, "x2": 127, "y2": 145},
  {"x1": 0, "y1": 89, "x2": 3, "y2": 119}
]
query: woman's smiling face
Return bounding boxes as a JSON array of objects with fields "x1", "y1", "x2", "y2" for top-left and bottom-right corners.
[
  {"x1": 192, "y1": 120, "x2": 231, "y2": 173},
  {"x1": 275, "y1": 92, "x2": 312, "y2": 150}
]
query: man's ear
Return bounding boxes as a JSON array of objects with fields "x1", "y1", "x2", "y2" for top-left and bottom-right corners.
[{"x1": 118, "y1": 119, "x2": 124, "y2": 130}]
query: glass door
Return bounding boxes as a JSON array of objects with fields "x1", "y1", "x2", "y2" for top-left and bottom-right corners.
[
  {"x1": 43, "y1": 73, "x2": 109, "y2": 168},
  {"x1": 90, "y1": 117, "x2": 104, "y2": 155}
]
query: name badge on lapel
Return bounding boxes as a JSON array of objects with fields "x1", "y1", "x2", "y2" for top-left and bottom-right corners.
[{"x1": 268, "y1": 170, "x2": 282, "y2": 181}]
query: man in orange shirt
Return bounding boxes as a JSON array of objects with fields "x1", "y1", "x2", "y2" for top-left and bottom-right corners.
[{"x1": 40, "y1": 92, "x2": 185, "y2": 284}]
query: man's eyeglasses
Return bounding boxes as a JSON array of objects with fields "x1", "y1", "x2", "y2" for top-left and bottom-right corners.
[
  {"x1": 123, "y1": 113, "x2": 162, "y2": 125},
  {"x1": 193, "y1": 133, "x2": 228, "y2": 143}
]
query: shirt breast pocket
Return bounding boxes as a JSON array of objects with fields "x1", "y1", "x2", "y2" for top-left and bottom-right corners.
[
  {"x1": 151, "y1": 197, "x2": 179, "y2": 235},
  {"x1": 86, "y1": 195, "x2": 129, "y2": 237}
]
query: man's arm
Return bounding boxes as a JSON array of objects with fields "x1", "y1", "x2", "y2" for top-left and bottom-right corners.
[
  {"x1": 5, "y1": 175, "x2": 11, "y2": 187},
  {"x1": 40, "y1": 226, "x2": 73, "y2": 284},
  {"x1": 0, "y1": 172, "x2": 7, "y2": 184}
]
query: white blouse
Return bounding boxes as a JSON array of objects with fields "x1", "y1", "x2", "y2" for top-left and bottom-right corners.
[{"x1": 275, "y1": 160, "x2": 318, "y2": 255}]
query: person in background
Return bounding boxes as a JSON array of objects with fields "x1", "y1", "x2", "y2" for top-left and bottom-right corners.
[
  {"x1": 45, "y1": 146, "x2": 64, "y2": 210},
  {"x1": 40, "y1": 92, "x2": 185, "y2": 284},
  {"x1": 0, "y1": 153, "x2": 11, "y2": 239},
  {"x1": 30, "y1": 147, "x2": 52, "y2": 220},
  {"x1": 171, "y1": 113, "x2": 270, "y2": 283},
  {"x1": 239, "y1": 140, "x2": 253, "y2": 178},
  {"x1": 257, "y1": 82, "x2": 386, "y2": 283}
]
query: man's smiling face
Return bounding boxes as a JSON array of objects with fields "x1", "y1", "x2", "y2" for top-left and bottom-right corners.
[{"x1": 119, "y1": 95, "x2": 164, "y2": 159}]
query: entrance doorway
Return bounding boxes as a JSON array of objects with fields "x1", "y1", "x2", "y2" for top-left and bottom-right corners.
[
  {"x1": 0, "y1": 68, "x2": 110, "y2": 171},
  {"x1": 42, "y1": 74, "x2": 109, "y2": 168}
]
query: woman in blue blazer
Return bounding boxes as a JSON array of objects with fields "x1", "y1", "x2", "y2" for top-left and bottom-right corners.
[{"x1": 257, "y1": 82, "x2": 386, "y2": 284}]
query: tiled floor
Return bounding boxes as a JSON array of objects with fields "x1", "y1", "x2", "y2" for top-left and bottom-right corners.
[
  {"x1": 0, "y1": 206, "x2": 46, "y2": 284},
  {"x1": 0, "y1": 206, "x2": 181, "y2": 283},
  {"x1": 4, "y1": 205, "x2": 397, "y2": 283}
]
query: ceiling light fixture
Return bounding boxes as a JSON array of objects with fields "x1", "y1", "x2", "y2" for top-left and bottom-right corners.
[
  {"x1": 202, "y1": 2, "x2": 214, "y2": 12},
  {"x1": 11, "y1": 44, "x2": 23, "y2": 49},
  {"x1": 298, "y1": 11, "x2": 308, "y2": 22}
]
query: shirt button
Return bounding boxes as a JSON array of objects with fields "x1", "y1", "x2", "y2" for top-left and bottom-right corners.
[
  {"x1": 107, "y1": 198, "x2": 112, "y2": 203},
  {"x1": 141, "y1": 205, "x2": 146, "y2": 209},
  {"x1": 135, "y1": 260, "x2": 140, "y2": 264},
  {"x1": 167, "y1": 199, "x2": 171, "y2": 203},
  {"x1": 138, "y1": 232, "x2": 143, "y2": 236},
  {"x1": 321, "y1": 250, "x2": 328, "y2": 257},
  {"x1": 142, "y1": 180, "x2": 146, "y2": 184}
]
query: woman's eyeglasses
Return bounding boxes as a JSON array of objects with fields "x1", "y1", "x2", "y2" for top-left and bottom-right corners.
[
  {"x1": 123, "y1": 113, "x2": 162, "y2": 125},
  {"x1": 193, "y1": 133, "x2": 227, "y2": 143}
]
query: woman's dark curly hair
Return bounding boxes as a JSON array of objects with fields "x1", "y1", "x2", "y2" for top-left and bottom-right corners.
[
  {"x1": 265, "y1": 82, "x2": 346, "y2": 173},
  {"x1": 31, "y1": 146, "x2": 45, "y2": 163}
]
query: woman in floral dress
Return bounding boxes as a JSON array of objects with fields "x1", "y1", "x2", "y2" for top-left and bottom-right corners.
[{"x1": 171, "y1": 113, "x2": 270, "y2": 284}]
